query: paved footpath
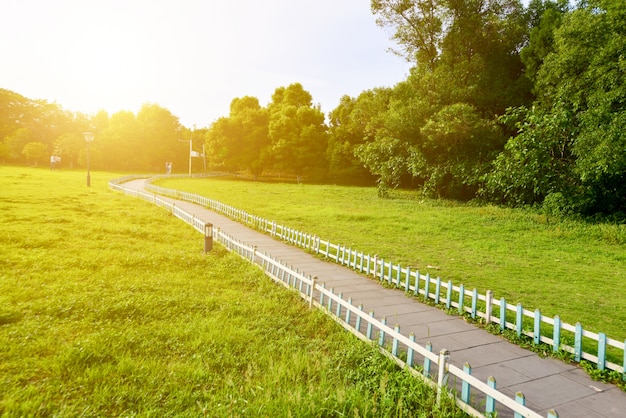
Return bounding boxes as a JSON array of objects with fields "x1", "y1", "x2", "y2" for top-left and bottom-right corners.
[{"x1": 123, "y1": 179, "x2": 626, "y2": 417}]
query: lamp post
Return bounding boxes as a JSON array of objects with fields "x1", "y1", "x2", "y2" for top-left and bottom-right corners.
[{"x1": 83, "y1": 132, "x2": 94, "y2": 186}]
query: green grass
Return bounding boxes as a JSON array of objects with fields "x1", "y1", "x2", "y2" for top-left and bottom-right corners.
[
  {"x1": 0, "y1": 167, "x2": 467, "y2": 417},
  {"x1": 155, "y1": 176, "x2": 626, "y2": 344}
]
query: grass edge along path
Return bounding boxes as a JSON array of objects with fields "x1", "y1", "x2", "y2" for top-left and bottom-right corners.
[{"x1": 0, "y1": 167, "x2": 468, "y2": 417}]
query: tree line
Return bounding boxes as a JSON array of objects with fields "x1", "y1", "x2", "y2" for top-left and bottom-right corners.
[
  {"x1": 1, "y1": 0, "x2": 624, "y2": 217},
  {"x1": 0, "y1": 90, "x2": 192, "y2": 173}
]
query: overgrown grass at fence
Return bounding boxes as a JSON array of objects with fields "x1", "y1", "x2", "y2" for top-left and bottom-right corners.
[
  {"x1": 0, "y1": 167, "x2": 468, "y2": 417},
  {"x1": 155, "y1": 175, "x2": 626, "y2": 346}
]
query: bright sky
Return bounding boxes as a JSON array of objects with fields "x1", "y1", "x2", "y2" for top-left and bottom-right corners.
[{"x1": 0, "y1": 0, "x2": 411, "y2": 128}]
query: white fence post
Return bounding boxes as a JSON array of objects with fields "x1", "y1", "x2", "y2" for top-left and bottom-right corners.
[
  {"x1": 486, "y1": 290, "x2": 493, "y2": 324},
  {"x1": 309, "y1": 276, "x2": 317, "y2": 309},
  {"x1": 437, "y1": 348, "x2": 450, "y2": 405}
]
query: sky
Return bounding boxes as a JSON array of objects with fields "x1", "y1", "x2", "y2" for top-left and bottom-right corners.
[{"x1": 0, "y1": 0, "x2": 412, "y2": 128}]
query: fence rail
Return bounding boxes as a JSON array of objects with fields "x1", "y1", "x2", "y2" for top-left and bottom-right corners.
[{"x1": 108, "y1": 176, "x2": 572, "y2": 417}]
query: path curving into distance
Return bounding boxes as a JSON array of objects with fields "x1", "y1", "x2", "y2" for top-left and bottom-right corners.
[{"x1": 118, "y1": 178, "x2": 626, "y2": 418}]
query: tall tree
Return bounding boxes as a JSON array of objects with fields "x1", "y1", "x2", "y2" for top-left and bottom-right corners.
[
  {"x1": 486, "y1": 0, "x2": 626, "y2": 215},
  {"x1": 21, "y1": 141, "x2": 48, "y2": 166},
  {"x1": 205, "y1": 97, "x2": 271, "y2": 178},
  {"x1": 327, "y1": 91, "x2": 392, "y2": 184},
  {"x1": 371, "y1": 0, "x2": 444, "y2": 69},
  {"x1": 136, "y1": 104, "x2": 183, "y2": 172},
  {"x1": 100, "y1": 111, "x2": 140, "y2": 170},
  {"x1": 366, "y1": 0, "x2": 530, "y2": 199},
  {"x1": 267, "y1": 83, "x2": 328, "y2": 181}
]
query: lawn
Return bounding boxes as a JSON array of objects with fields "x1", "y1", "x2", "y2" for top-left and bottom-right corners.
[
  {"x1": 156, "y1": 175, "x2": 626, "y2": 343},
  {"x1": 0, "y1": 167, "x2": 467, "y2": 417}
]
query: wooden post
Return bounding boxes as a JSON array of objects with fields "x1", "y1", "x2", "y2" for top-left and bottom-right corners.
[
  {"x1": 203, "y1": 223, "x2": 213, "y2": 253},
  {"x1": 486, "y1": 290, "x2": 493, "y2": 324},
  {"x1": 437, "y1": 349, "x2": 450, "y2": 405},
  {"x1": 372, "y1": 255, "x2": 377, "y2": 278},
  {"x1": 414, "y1": 270, "x2": 420, "y2": 297},
  {"x1": 379, "y1": 317, "x2": 387, "y2": 347},
  {"x1": 309, "y1": 276, "x2": 317, "y2": 309},
  {"x1": 345, "y1": 298, "x2": 352, "y2": 324},
  {"x1": 514, "y1": 392, "x2": 526, "y2": 418},
  {"x1": 575, "y1": 322, "x2": 582, "y2": 362},
  {"x1": 424, "y1": 342, "x2": 433, "y2": 377},
  {"x1": 534, "y1": 309, "x2": 541, "y2": 344},
  {"x1": 553, "y1": 315, "x2": 561, "y2": 353},
  {"x1": 336, "y1": 292, "x2": 343, "y2": 317},
  {"x1": 486, "y1": 376, "x2": 496, "y2": 414},
  {"x1": 462, "y1": 363, "x2": 471, "y2": 403},
  {"x1": 366, "y1": 311, "x2": 375, "y2": 340},
  {"x1": 623, "y1": 339, "x2": 626, "y2": 382},
  {"x1": 404, "y1": 266, "x2": 411, "y2": 292},
  {"x1": 471, "y1": 288, "x2": 478, "y2": 319},
  {"x1": 407, "y1": 333, "x2": 415, "y2": 367},
  {"x1": 598, "y1": 332, "x2": 607, "y2": 370}
]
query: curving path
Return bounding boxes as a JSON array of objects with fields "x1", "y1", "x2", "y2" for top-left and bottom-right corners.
[{"x1": 121, "y1": 178, "x2": 626, "y2": 418}]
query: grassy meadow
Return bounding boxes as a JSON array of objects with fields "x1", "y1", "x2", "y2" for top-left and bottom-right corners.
[
  {"x1": 156, "y1": 176, "x2": 626, "y2": 344},
  {"x1": 0, "y1": 167, "x2": 468, "y2": 417}
]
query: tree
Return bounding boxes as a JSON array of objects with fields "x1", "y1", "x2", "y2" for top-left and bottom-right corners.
[
  {"x1": 267, "y1": 83, "x2": 328, "y2": 181},
  {"x1": 484, "y1": 104, "x2": 577, "y2": 206},
  {"x1": 416, "y1": 103, "x2": 505, "y2": 198},
  {"x1": 436, "y1": 0, "x2": 531, "y2": 115},
  {"x1": 100, "y1": 111, "x2": 140, "y2": 170},
  {"x1": 327, "y1": 91, "x2": 392, "y2": 185},
  {"x1": 205, "y1": 96, "x2": 270, "y2": 178},
  {"x1": 136, "y1": 104, "x2": 183, "y2": 172},
  {"x1": 367, "y1": 1, "x2": 531, "y2": 199},
  {"x1": 371, "y1": 0, "x2": 444, "y2": 69},
  {"x1": 53, "y1": 133, "x2": 84, "y2": 168},
  {"x1": 487, "y1": 0, "x2": 626, "y2": 215},
  {"x1": 22, "y1": 141, "x2": 48, "y2": 166},
  {"x1": 520, "y1": 0, "x2": 570, "y2": 86},
  {"x1": 4, "y1": 128, "x2": 35, "y2": 162}
]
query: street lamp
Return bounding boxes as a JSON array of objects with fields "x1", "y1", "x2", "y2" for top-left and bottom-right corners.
[{"x1": 83, "y1": 132, "x2": 94, "y2": 186}]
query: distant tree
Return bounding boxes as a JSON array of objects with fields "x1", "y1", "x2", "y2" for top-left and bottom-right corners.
[
  {"x1": 53, "y1": 133, "x2": 85, "y2": 169},
  {"x1": 136, "y1": 104, "x2": 183, "y2": 172},
  {"x1": 355, "y1": 81, "x2": 430, "y2": 196},
  {"x1": 267, "y1": 83, "x2": 328, "y2": 181},
  {"x1": 4, "y1": 127, "x2": 35, "y2": 162},
  {"x1": 0, "y1": 89, "x2": 32, "y2": 143},
  {"x1": 100, "y1": 111, "x2": 140, "y2": 170},
  {"x1": 205, "y1": 96, "x2": 270, "y2": 178},
  {"x1": 22, "y1": 141, "x2": 48, "y2": 166}
]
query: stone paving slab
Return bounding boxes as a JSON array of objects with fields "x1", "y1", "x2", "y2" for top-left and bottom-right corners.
[{"x1": 121, "y1": 180, "x2": 626, "y2": 418}]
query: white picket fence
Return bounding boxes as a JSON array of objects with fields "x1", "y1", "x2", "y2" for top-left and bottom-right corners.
[
  {"x1": 136, "y1": 176, "x2": 626, "y2": 380},
  {"x1": 108, "y1": 175, "x2": 571, "y2": 417}
]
